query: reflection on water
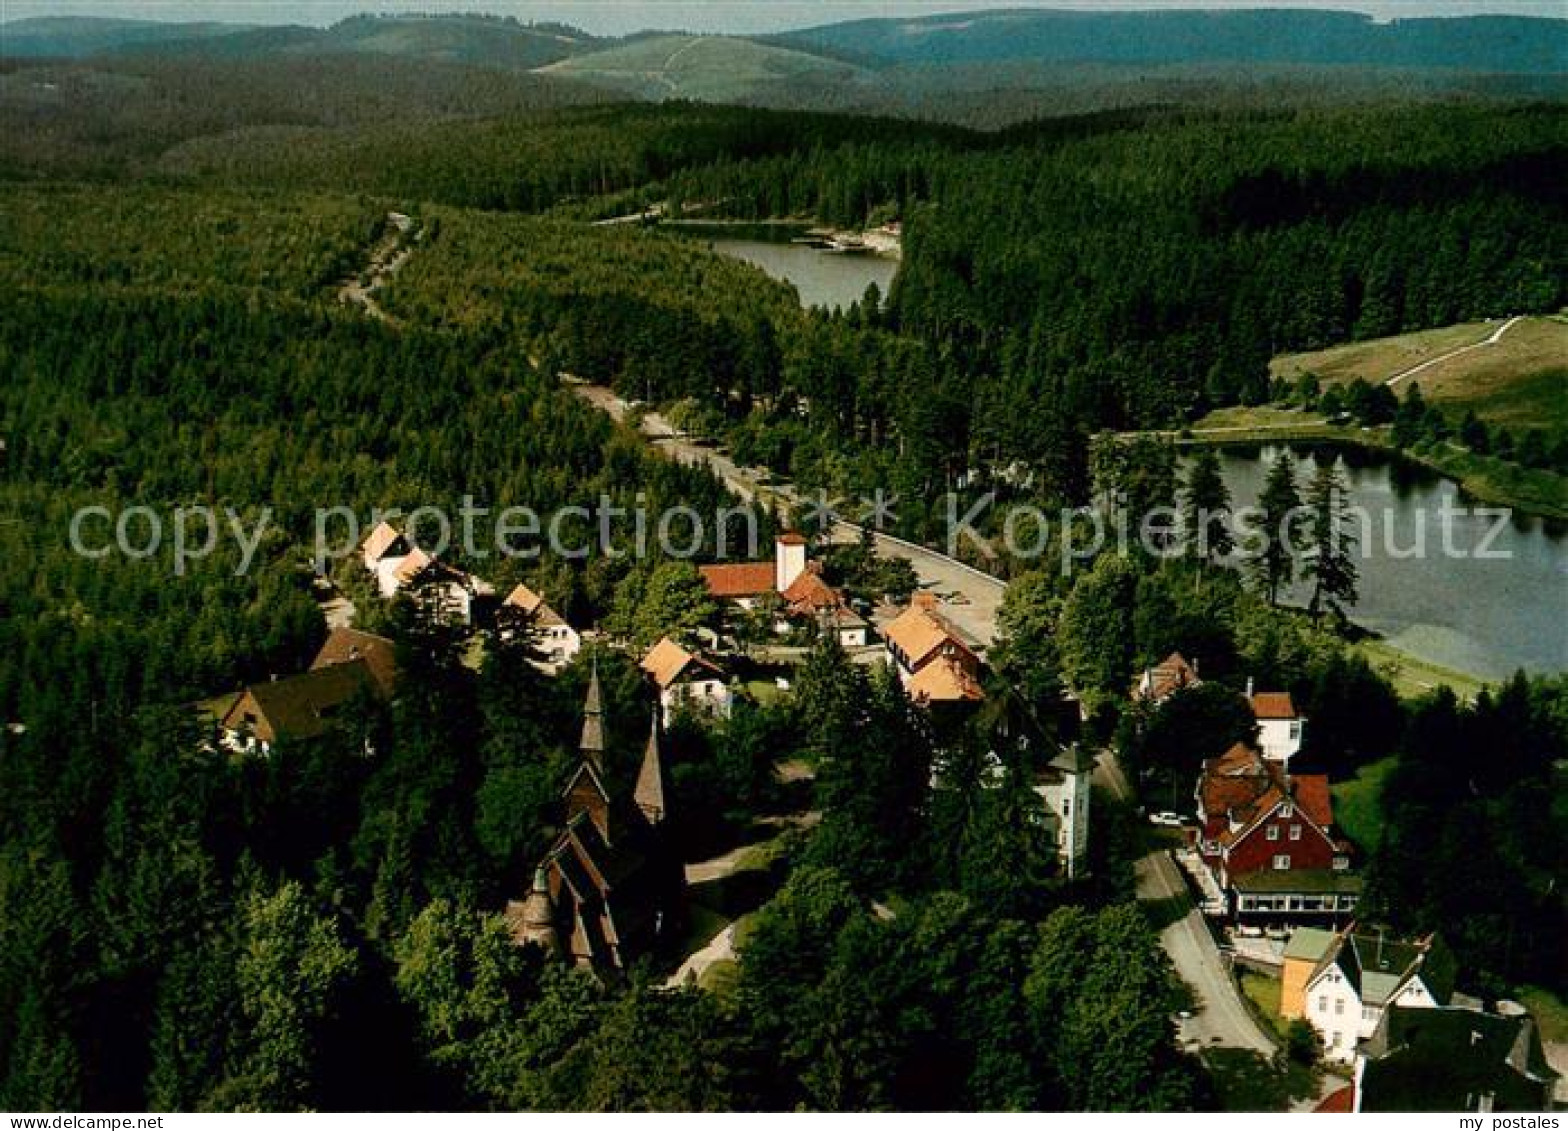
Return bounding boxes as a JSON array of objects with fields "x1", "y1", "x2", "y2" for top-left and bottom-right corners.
[
  {"x1": 670, "y1": 223, "x2": 899, "y2": 312},
  {"x1": 1206, "y1": 443, "x2": 1567, "y2": 680}
]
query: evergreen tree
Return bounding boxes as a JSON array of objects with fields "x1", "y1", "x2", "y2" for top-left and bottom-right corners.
[
  {"x1": 1247, "y1": 451, "x2": 1303, "y2": 606},
  {"x1": 1179, "y1": 447, "x2": 1234, "y2": 562},
  {"x1": 1303, "y1": 459, "x2": 1360, "y2": 623}
]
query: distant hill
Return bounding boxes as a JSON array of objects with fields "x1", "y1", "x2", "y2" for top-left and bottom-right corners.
[
  {"x1": 770, "y1": 9, "x2": 1568, "y2": 74},
  {"x1": 0, "y1": 15, "x2": 257, "y2": 57},
  {"x1": 1, "y1": 13, "x2": 601, "y2": 70},
  {"x1": 538, "y1": 34, "x2": 870, "y2": 103}
]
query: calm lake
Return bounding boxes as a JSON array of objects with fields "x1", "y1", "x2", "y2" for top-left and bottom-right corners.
[
  {"x1": 671, "y1": 222, "x2": 899, "y2": 312},
  {"x1": 1207, "y1": 443, "x2": 1568, "y2": 680}
]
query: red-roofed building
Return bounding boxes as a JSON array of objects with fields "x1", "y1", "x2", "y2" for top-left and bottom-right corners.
[
  {"x1": 1133, "y1": 651, "x2": 1201, "y2": 703},
  {"x1": 1193, "y1": 742, "x2": 1356, "y2": 924},
  {"x1": 698, "y1": 535, "x2": 867, "y2": 647}
]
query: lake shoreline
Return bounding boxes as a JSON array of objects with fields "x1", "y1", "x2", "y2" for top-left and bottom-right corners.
[{"x1": 1159, "y1": 415, "x2": 1568, "y2": 524}]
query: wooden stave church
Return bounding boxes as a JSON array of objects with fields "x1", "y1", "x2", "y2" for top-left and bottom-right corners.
[{"x1": 505, "y1": 664, "x2": 685, "y2": 972}]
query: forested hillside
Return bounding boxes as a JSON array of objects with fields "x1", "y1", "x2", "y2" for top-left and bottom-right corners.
[{"x1": 0, "y1": 37, "x2": 1564, "y2": 1111}]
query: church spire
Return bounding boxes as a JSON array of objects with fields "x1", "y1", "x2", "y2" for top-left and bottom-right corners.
[
  {"x1": 579, "y1": 658, "x2": 605, "y2": 770},
  {"x1": 634, "y1": 711, "x2": 667, "y2": 826}
]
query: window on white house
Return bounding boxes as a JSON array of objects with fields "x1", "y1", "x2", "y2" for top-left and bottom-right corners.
[
  {"x1": 1363, "y1": 1006, "x2": 1377, "y2": 1021},
  {"x1": 1335, "y1": 1000, "x2": 1345, "y2": 1016},
  {"x1": 1289, "y1": 722, "x2": 1302, "y2": 739},
  {"x1": 1318, "y1": 996, "x2": 1328, "y2": 1013},
  {"x1": 1273, "y1": 854, "x2": 1290, "y2": 870}
]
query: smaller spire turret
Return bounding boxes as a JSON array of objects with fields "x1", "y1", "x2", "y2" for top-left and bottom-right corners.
[
  {"x1": 634, "y1": 711, "x2": 667, "y2": 826},
  {"x1": 579, "y1": 658, "x2": 605, "y2": 769}
]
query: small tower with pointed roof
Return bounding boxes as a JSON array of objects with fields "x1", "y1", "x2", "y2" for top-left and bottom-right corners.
[
  {"x1": 634, "y1": 712, "x2": 668, "y2": 826},
  {"x1": 579, "y1": 659, "x2": 606, "y2": 770},
  {"x1": 508, "y1": 866, "x2": 560, "y2": 957}
]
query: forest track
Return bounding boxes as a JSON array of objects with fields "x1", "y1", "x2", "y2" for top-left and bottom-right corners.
[
  {"x1": 338, "y1": 211, "x2": 417, "y2": 325},
  {"x1": 1384, "y1": 314, "x2": 1524, "y2": 388}
]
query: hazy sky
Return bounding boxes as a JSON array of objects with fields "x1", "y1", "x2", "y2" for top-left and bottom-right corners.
[{"x1": 3, "y1": 0, "x2": 1562, "y2": 36}]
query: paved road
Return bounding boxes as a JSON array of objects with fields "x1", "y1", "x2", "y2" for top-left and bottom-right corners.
[
  {"x1": 571, "y1": 376, "x2": 1273, "y2": 1054},
  {"x1": 568, "y1": 380, "x2": 1004, "y2": 647},
  {"x1": 1097, "y1": 752, "x2": 1277, "y2": 1057}
]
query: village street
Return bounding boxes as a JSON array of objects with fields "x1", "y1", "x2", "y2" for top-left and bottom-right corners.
[{"x1": 568, "y1": 378, "x2": 1277, "y2": 1058}]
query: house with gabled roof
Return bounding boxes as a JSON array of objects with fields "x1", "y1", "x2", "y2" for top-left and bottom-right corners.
[
  {"x1": 1193, "y1": 742, "x2": 1356, "y2": 923},
  {"x1": 1133, "y1": 651, "x2": 1201, "y2": 703},
  {"x1": 505, "y1": 666, "x2": 683, "y2": 972},
  {"x1": 1353, "y1": 1002, "x2": 1559, "y2": 1111},
  {"x1": 640, "y1": 637, "x2": 731, "y2": 722},
  {"x1": 217, "y1": 658, "x2": 385, "y2": 756},
  {"x1": 883, "y1": 592, "x2": 984, "y2": 705},
  {"x1": 1295, "y1": 924, "x2": 1457, "y2": 1063},
  {"x1": 358, "y1": 521, "x2": 493, "y2": 626},
  {"x1": 311, "y1": 626, "x2": 398, "y2": 695},
  {"x1": 1247, "y1": 681, "x2": 1306, "y2": 768},
  {"x1": 498, "y1": 582, "x2": 581, "y2": 672}
]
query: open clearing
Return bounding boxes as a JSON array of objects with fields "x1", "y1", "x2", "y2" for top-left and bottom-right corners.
[{"x1": 1271, "y1": 316, "x2": 1568, "y2": 431}]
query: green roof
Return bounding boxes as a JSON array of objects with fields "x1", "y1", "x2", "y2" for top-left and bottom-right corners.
[
  {"x1": 1284, "y1": 927, "x2": 1337, "y2": 962},
  {"x1": 1233, "y1": 869, "x2": 1363, "y2": 894}
]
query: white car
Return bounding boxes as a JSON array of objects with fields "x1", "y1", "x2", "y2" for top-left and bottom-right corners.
[{"x1": 1148, "y1": 811, "x2": 1187, "y2": 828}]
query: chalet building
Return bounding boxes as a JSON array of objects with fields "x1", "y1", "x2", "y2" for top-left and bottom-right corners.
[
  {"x1": 1352, "y1": 1003, "x2": 1558, "y2": 1112},
  {"x1": 1283, "y1": 923, "x2": 1457, "y2": 1063},
  {"x1": 506, "y1": 667, "x2": 684, "y2": 971},
  {"x1": 883, "y1": 592, "x2": 984, "y2": 704},
  {"x1": 1132, "y1": 651, "x2": 1201, "y2": 703},
  {"x1": 1193, "y1": 742, "x2": 1357, "y2": 923},
  {"x1": 1248, "y1": 681, "x2": 1306, "y2": 768},
  {"x1": 699, "y1": 533, "x2": 868, "y2": 647},
  {"x1": 498, "y1": 582, "x2": 581, "y2": 672},
  {"x1": 217, "y1": 659, "x2": 384, "y2": 756},
  {"x1": 358, "y1": 521, "x2": 493, "y2": 626},
  {"x1": 641, "y1": 637, "x2": 732, "y2": 722},
  {"x1": 311, "y1": 626, "x2": 398, "y2": 695}
]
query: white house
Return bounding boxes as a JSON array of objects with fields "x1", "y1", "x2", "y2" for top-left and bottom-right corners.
[
  {"x1": 640, "y1": 637, "x2": 731, "y2": 721},
  {"x1": 1298, "y1": 925, "x2": 1456, "y2": 1063},
  {"x1": 1034, "y1": 744, "x2": 1095, "y2": 880},
  {"x1": 501, "y1": 582, "x2": 581, "y2": 672},
  {"x1": 358, "y1": 522, "x2": 492, "y2": 626},
  {"x1": 1249, "y1": 683, "x2": 1305, "y2": 768}
]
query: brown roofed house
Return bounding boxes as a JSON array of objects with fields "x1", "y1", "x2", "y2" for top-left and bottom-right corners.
[
  {"x1": 311, "y1": 627, "x2": 398, "y2": 695},
  {"x1": 640, "y1": 637, "x2": 730, "y2": 721},
  {"x1": 883, "y1": 592, "x2": 984, "y2": 704},
  {"x1": 218, "y1": 658, "x2": 385, "y2": 755},
  {"x1": 1133, "y1": 651, "x2": 1201, "y2": 703},
  {"x1": 499, "y1": 582, "x2": 581, "y2": 672}
]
